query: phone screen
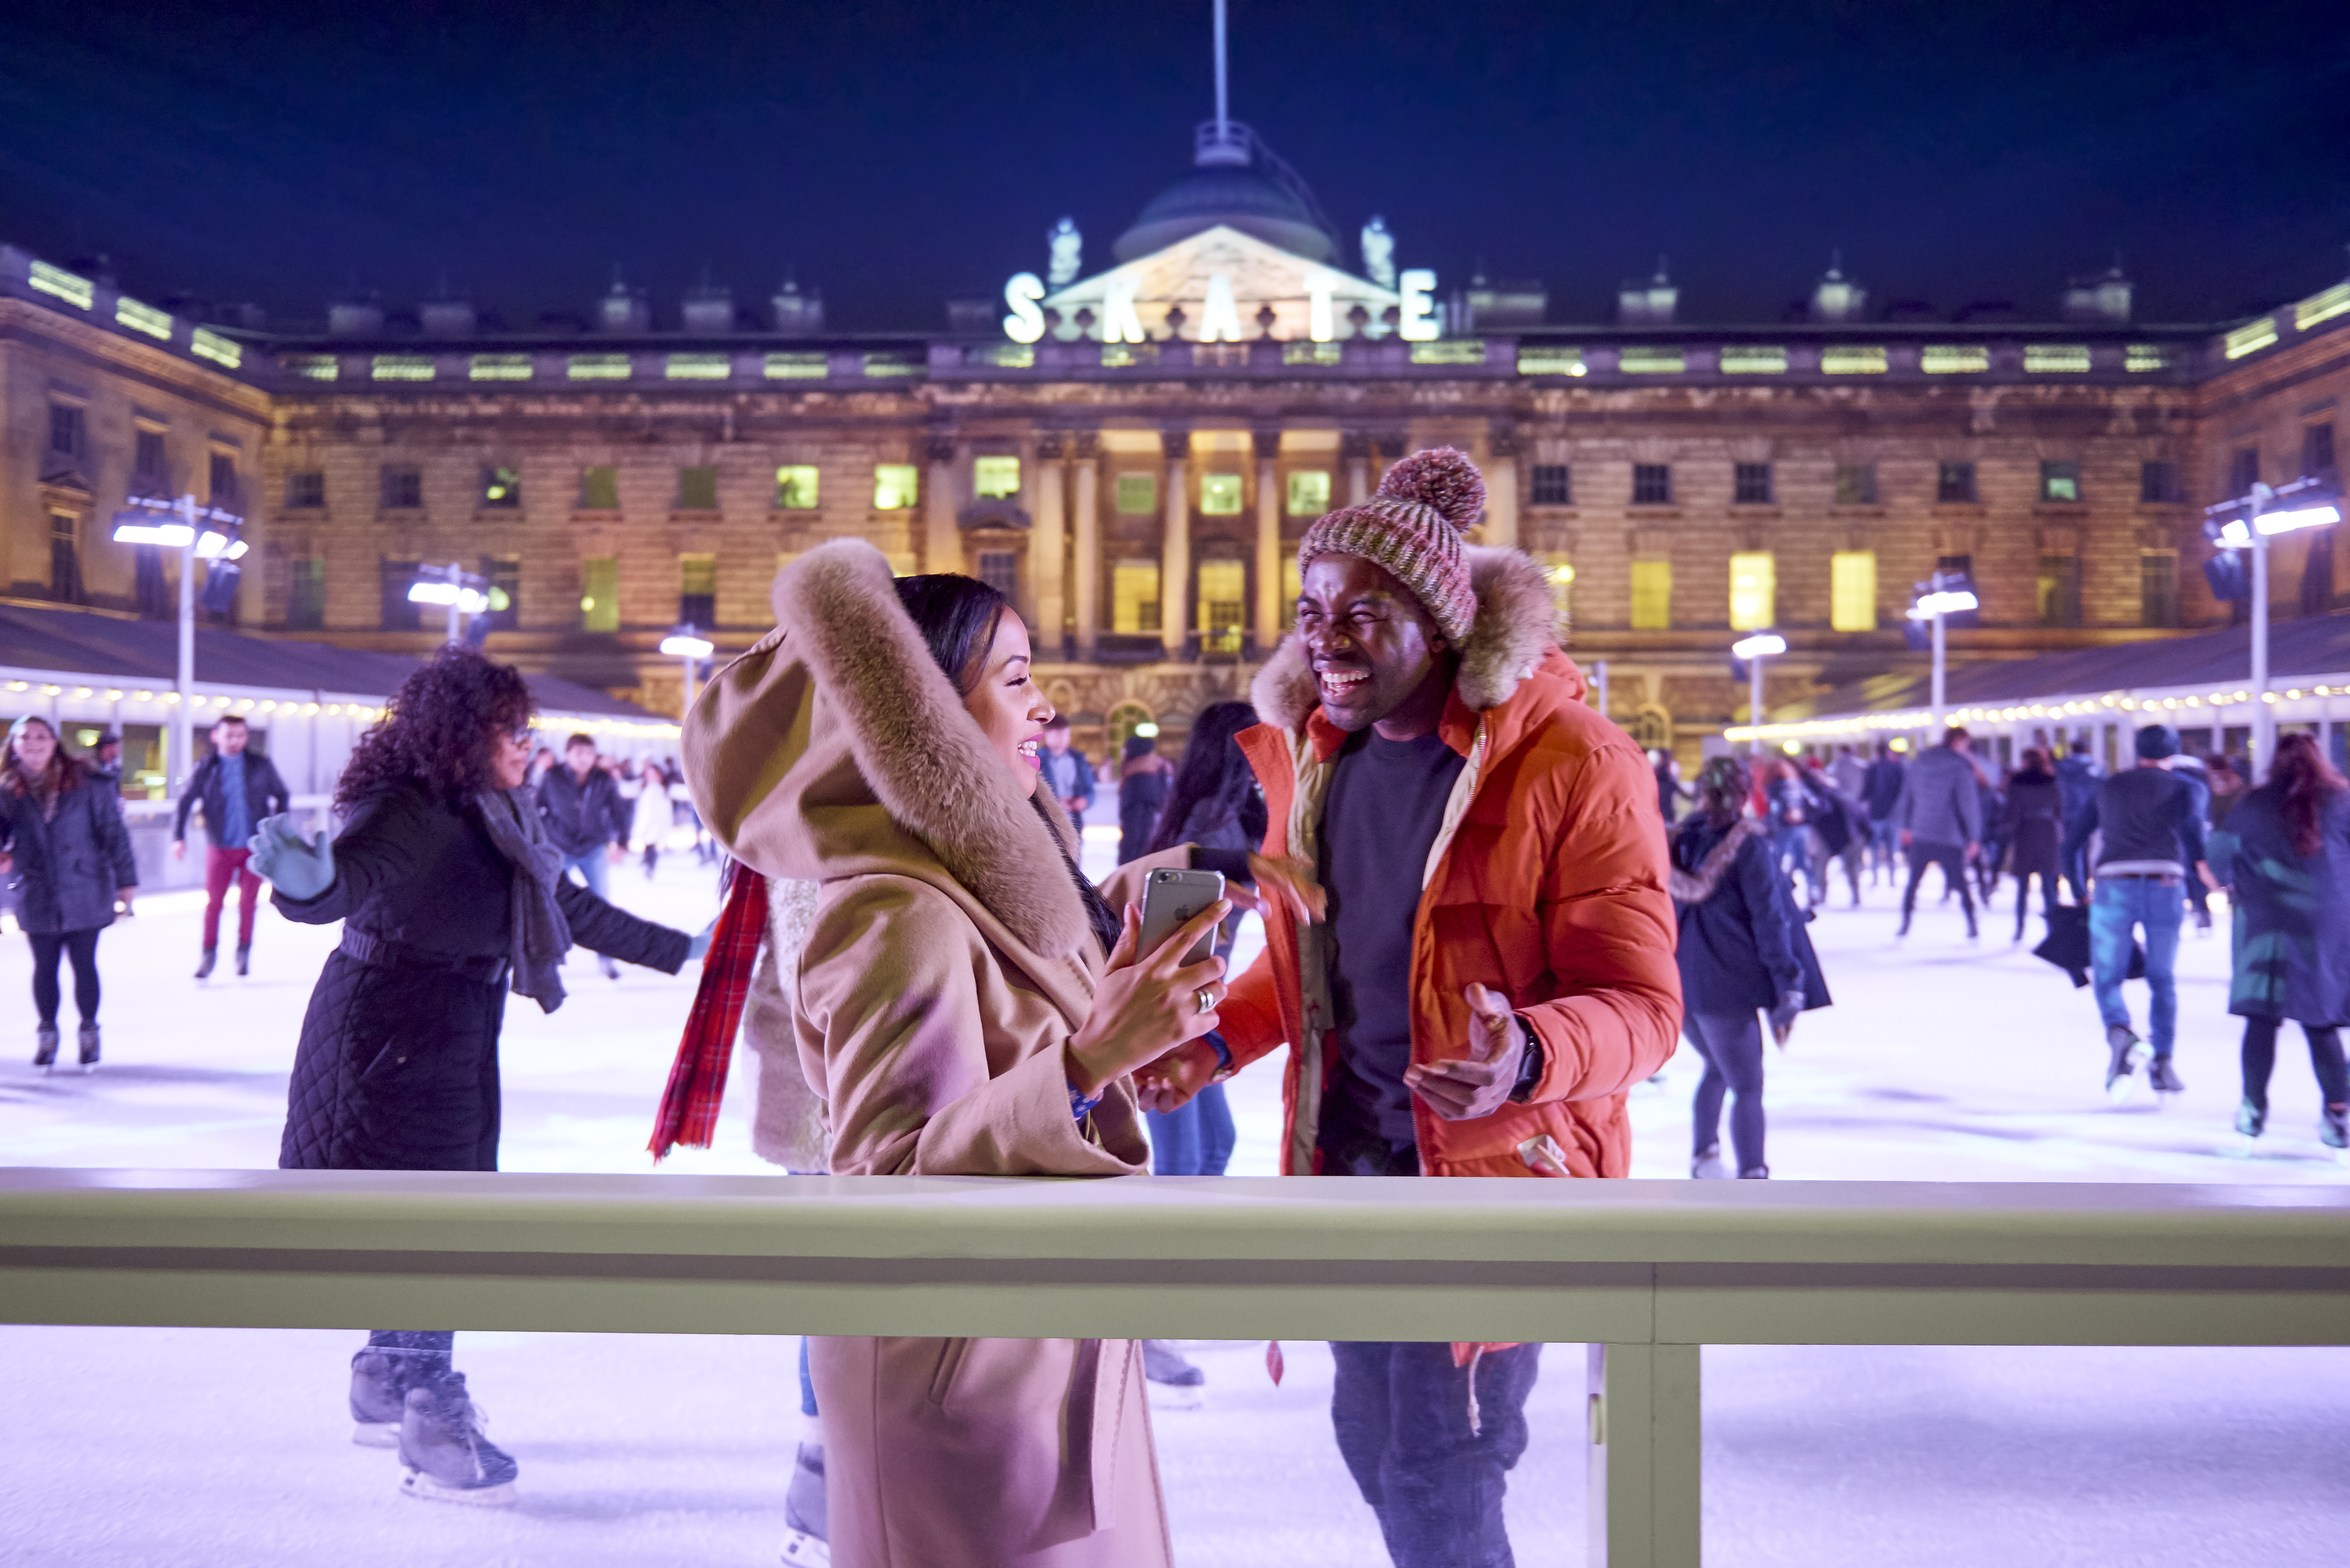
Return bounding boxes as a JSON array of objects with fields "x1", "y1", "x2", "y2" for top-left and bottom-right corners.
[{"x1": 1138, "y1": 869, "x2": 1226, "y2": 967}]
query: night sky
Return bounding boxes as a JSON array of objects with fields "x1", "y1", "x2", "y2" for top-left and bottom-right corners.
[{"x1": 5, "y1": 0, "x2": 2346, "y2": 334}]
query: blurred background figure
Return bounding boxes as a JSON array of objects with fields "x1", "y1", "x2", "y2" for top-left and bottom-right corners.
[
  {"x1": 1762, "y1": 757, "x2": 1824, "y2": 910},
  {"x1": 2056, "y1": 741, "x2": 2104, "y2": 896},
  {"x1": 1895, "y1": 727, "x2": 1983, "y2": 941},
  {"x1": 1117, "y1": 732, "x2": 1170, "y2": 865},
  {"x1": 1972, "y1": 757, "x2": 2007, "y2": 905},
  {"x1": 1037, "y1": 714, "x2": 1096, "y2": 826},
  {"x1": 630, "y1": 759, "x2": 674, "y2": 879},
  {"x1": 1652, "y1": 748, "x2": 1691, "y2": 825},
  {"x1": 2205, "y1": 752, "x2": 2249, "y2": 831},
  {"x1": 89, "y1": 730, "x2": 124, "y2": 791},
  {"x1": 1829, "y1": 743, "x2": 1866, "y2": 801},
  {"x1": 525, "y1": 745, "x2": 557, "y2": 789},
  {"x1": 0, "y1": 716, "x2": 136, "y2": 1070},
  {"x1": 1861, "y1": 741, "x2": 1908, "y2": 887},
  {"x1": 534, "y1": 731, "x2": 630, "y2": 979},
  {"x1": 1999, "y1": 748, "x2": 2065, "y2": 945}
]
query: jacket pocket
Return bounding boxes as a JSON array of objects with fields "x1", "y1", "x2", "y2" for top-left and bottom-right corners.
[{"x1": 924, "y1": 1336, "x2": 973, "y2": 1407}]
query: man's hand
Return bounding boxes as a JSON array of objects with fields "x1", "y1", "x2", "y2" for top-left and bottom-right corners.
[
  {"x1": 170, "y1": 839, "x2": 186, "y2": 861},
  {"x1": 607, "y1": 842, "x2": 626, "y2": 864},
  {"x1": 1134, "y1": 1037, "x2": 1220, "y2": 1113},
  {"x1": 1769, "y1": 989, "x2": 1804, "y2": 1048},
  {"x1": 1404, "y1": 983, "x2": 1525, "y2": 1122},
  {"x1": 116, "y1": 887, "x2": 136, "y2": 917},
  {"x1": 1964, "y1": 841, "x2": 1980, "y2": 863},
  {"x1": 1899, "y1": 830, "x2": 1912, "y2": 849},
  {"x1": 249, "y1": 814, "x2": 335, "y2": 901}
]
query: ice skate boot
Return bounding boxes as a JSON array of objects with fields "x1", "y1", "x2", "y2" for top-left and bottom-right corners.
[
  {"x1": 600, "y1": 954, "x2": 621, "y2": 982},
  {"x1": 1691, "y1": 1145, "x2": 1729, "y2": 1180},
  {"x1": 349, "y1": 1349, "x2": 412, "y2": 1448},
  {"x1": 77, "y1": 1022, "x2": 99, "y2": 1070},
  {"x1": 235, "y1": 945, "x2": 250, "y2": 977},
  {"x1": 2228, "y1": 1099, "x2": 2265, "y2": 1158},
  {"x1": 2321, "y1": 1104, "x2": 2348, "y2": 1162},
  {"x1": 2147, "y1": 1056, "x2": 2185, "y2": 1097},
  {"x1": 33, "y1": 1025, "x2": 59, "y2": 1069},
  {"x1": 398, "y1": 1372, "x2": 516, "y2": 1505},
  {"x1": 193, "y1": 947, "x2": 216, "y2": 980},
  {"x1": 2103, "y1": 1025, "x2": 2146, "y2": 1103},
  {"x1": 1143, "y1": 1339, "x2": 1205, "y2": 1409},
  {"x1": 780, "y1": 1441, "x2": 829, "y2": 1566}
]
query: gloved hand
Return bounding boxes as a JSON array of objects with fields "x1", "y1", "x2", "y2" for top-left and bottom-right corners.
[
  {"x1": 686, "y1": 918, "x2": 717, "y2": 962},
  {"x1": 1769, "y1": 989, "x2": 1804, "y2": 1048},
  {"x1": 249, "y1": 814, "x2": 335, "y2": 902}
]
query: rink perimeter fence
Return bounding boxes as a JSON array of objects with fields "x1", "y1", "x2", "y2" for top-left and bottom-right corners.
[{"x1": 3, "y1": 1170, "x2": 2348, "y2": 1566}]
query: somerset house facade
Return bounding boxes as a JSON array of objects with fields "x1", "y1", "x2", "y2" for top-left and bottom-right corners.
[{"x1": 5, "y1": 114, "x2": 2346, "y2": 762}]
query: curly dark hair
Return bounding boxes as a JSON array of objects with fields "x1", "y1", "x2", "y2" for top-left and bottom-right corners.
[
  {"x1": 1694, "y1": 755, "x2": 1754, "y2": 829},
  {"x1": 336, "y1": 644, "x2": 535, "y2": 811}
]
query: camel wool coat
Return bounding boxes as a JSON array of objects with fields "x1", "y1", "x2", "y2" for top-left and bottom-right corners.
[{"x1": 682, "y1": 538, "x2": 1170, "y2": 1568}]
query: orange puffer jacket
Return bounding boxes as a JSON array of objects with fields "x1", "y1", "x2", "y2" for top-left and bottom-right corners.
[{"x1": 1218, "y1": 547, "x2": 1683, "y2": 1180}]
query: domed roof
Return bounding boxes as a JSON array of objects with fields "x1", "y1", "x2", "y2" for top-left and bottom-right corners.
[{"x1": 1113, "y1": 162, "x2": 1336, "y2": 263}]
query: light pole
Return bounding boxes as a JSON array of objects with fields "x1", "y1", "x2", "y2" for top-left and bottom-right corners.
[
  {"x1": 661, "y1": 625, "x2": 715, "y2": 713},
  {"x1": 1907, "y1": 571, "x2": 1980, "y2": 735},
  {"x1": 2205, "y1": 475, "x2": 2341, "y2": 775},
  {"x1": 1731, "y1": 632, "x2": 1786, "y2": 755},
  {"x1": 112, "y1": 492, "x2": 247, "y2": 792}
]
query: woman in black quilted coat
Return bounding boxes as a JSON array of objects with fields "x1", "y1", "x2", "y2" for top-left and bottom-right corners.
[
  {"x1": 250, "y1": 645, "x2": 698, "y2": 1507},
  {"x1": 0, "y1": 716, "x2": 137, "y2": 1069}
]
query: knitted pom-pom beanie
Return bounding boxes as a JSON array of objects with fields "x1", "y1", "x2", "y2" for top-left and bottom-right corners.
[{"x1": 1295, "y1": 447, "x2": 1484, "y2": 643}]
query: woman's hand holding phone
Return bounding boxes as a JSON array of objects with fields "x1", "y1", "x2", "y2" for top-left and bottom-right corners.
[{"x1": 1066, "y1": 900, "x2": 1230, "y2": 1098}]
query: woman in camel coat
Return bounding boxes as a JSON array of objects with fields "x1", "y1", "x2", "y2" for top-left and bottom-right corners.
[{"x1": 682, "y1": 539, "x2": 1227, "y2": 1568}]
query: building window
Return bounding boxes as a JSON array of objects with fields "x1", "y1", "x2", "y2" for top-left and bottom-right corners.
[
  {"x1": 1199, "y1": 473, "x2": 1243, "y2": 516},
  {"x1": 2139, "y1": 461, "x2": 2183, "y2": 504},
  {"x1": 1733, "y1": 463, "x2": 1774, "y2": 505},
  {"x1": 1631, "y1": 463, "x2": 1672, "y2": 505},
  {"x1": 1529, "y1": 464, "x2": 1572, "y2": 506},
  {"x1": 677, "y1": 467, "x2": 719, "y2": 510},
  {"x1": 49, "y1": 512, "x2": 82, "y2": 604},
  {"x1": 1834, "y1": 464, "x2": 1879, "y2": 505},
  {"x1": 2040, "y1": 461, "x2": 2082, "y2": 503},
  {"x1": 1935, "y1": 554, "x2": 1974, "y2": 585},
  {"x1": 1112, "y1": 559, "x2": 1161, "y2": 634},
  {"x1": 2037, "y1": 555, "x2": 2082, "y2": 627},
  {"x1": 286, "y1": 471, "x2": 326, "y2": 509},
  {"x1": 381, "y1": 466, "x2": 423, "y2": 510},
  {"x1": 1198, "y1": 559, "x2": 1245, "y2": 652},
  {"x1": 579, "y1": 465, "x2": 620, "y2": 510},
  {"x1": 209, "y1": 452, "x2": 240, "y2": 508},
  {"x1": 1282, "y1": 555, "x2": 1302, "y2": 630},
  {"x1": 873, "y1": 464, "x2": 919, "y2": 510},
  {"x1": 2227, "y1": 448, "x2": 2259, "y2": 497},
  {"x1": 679, "y1": 554, "x2": 717, "y2": 626},
  {"x1": 580, "y1": 557, "x2": 620, "y2": 632},
  {"x1": 379, "y1": 559, "x2": 423, "y2": 631},
  {"x1": 482, "y1": 555, "x2": 521, "y2": 631},
  {"x1": 973, "y1": 456, "x2": 1021, "y2": 499},
  {"x1": 976, "y1": 550, "x2": 1018, "y2": 599},
  {"x1": 287, "y1": 558, "x2": 327, "y2": 630},
  {"x1": 2302, "y1": 531, "x2": 2335, "y2": 618},
  {"x1": 48, "y1": 404, "x2": 84, "y2": 457},
  {"x1": 1287, "y1": 470, "x2": 1332, "y2": 515},
  {"x1": 2304, "y1": 423, "x2": 2337, "y2": 479},
  {"x1": 482, "y1": 465, "x2": 521, "y2": 508},
  {"x1": 1936, "y1": 462, "x2": 1978, "y2": 504},
  {"x1": 1630, "y1": 559, "x2": 1672, "y2": 629},
  {"x1": 1539, "y1": 553, "x2": 1575, "y2": 622},
  {"x1": 775, "y1": 465, "x2": 820, "y2": 510},
  {"x1": 1728, "y1": 551, "x2": 1776, "y2": 631},
  {"x1": 2140, "y1": 552, "x2": 2178, "y2": 628},
  {"x1": 1830, "y1": 551, "x2": 1877, "y2": 631},
  {"x1": 1115, "y1": 472, "x2": 1158, "y2": 514},
  {"x1": 134, "y1": 430, "x2": 168, "y2": 483}
]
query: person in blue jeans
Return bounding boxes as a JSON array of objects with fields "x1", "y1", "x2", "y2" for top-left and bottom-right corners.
[
  {"x1": 2064, "y1": 724, "x2": 2209, "y2": 1102},
  {"x1": 532, "y1": 733, "x2": 630, "y2": 978}
]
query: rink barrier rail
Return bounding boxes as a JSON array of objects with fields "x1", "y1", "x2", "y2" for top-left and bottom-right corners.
[{"x1": 4, "y1": 1171, "x2": 2348, "y2": 1568}]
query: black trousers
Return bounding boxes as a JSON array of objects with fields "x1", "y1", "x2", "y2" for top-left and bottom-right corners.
[
  {"x1": 2241, "y1": 1017, "x2": 2350, "y2": 1110},
  {"x1": 1901, "y1": 842, "x2": 1977, "y2": 926},
  {"x1": 1330, "y1": 1340, "x2": 1542, "y2": 1568},
  {"x1": 2012, "y1": 867, "x2": 2060, "y2": 936},
  {"x1": 28, "y1": 928, "x2": 102, "y2": 1025},
  {"x1": 1684, "y1": 1008, "x2": 1767, "y2": 1174}
]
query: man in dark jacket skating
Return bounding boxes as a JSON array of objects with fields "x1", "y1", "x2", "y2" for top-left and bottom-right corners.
[
  {"x1": 172, "y1": 714, "x2": 290, "y2": 978},
  {"x1": 1860, "y1": 742, "x2": 1907, "y2": 885},
  {"x1": 534, "y1": 731, "x2": 629, "y2": 978},
  {"x1": 1893, "y1": 727, "x2": 1983, "y2": 938}
]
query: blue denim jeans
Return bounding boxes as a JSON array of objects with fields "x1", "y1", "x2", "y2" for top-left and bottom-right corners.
[
  {"x1": 560, "y1": 847, "x2": 610, "y2": 900},
  {"x1": 2091, "y1": 877, "x2": 2184, "y2": 1055},
  {"x1": 1146, "y1": 1082, "x2": 1235, "y2": 1175}
]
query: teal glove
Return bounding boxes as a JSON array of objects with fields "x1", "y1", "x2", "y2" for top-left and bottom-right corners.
[
  {"x1": 686, "y1": 918, "x2": 716, "y2": 962},
  {"x1": 249, "y1": 814, "x2": 335, "y2": 902}
]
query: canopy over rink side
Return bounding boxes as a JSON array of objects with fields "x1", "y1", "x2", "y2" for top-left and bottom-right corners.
[
  {"x1": 0, "y1": 601, "x2": 678, "y2": 891},
  {"x1": 1728, "y1": 611, "x2": 2350, "y2": 773}
]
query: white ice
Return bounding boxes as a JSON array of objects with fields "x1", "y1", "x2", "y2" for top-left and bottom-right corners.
[{"x1": 2, "y1": 812, "x2": 2346, "y2": 1564}]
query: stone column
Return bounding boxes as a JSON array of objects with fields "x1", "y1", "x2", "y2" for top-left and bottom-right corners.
[
  {"x1": 923, "y1": 432, "x2": 962, "y2": 577},
  {"x1": 1032, "y1": 434, "x2": 1066, "y2": 654},
  {"x1": 1071, "y1": 433, "x2": 1100, "y2": 658},
  {"x1": 1343, "y1": 430, "x2": 1371, "y2": 505},
  {"x1": 1484, "y1": 423, "x2": 1520, "y2": 549},
  {"x1": 1160, "y1": 429, "x2": 1190, "y2": 658},
  {"x1": 1253, "y1": 428, "x2": 1283, "y2": 654}
]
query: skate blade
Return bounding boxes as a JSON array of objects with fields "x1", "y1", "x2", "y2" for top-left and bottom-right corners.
[
  {"x1": 780, "y1": 1530, "x2": 833, "y2": 1568},
  {"x1": 2222, "y1": 1134, "x2": 2258, "y2": 1160},
  {"x1": 352, "y1": 1421, "x2": 400, "y2": 1448},
  {"x1": 1146, "y1": 1383, "x2": 1206, "y2": 1411},
  {"x1": 400, "y1": 1469, "x2": 518, "y2": 1507}
]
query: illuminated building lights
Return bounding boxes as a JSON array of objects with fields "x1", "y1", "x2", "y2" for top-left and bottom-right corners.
[
  {"x1": 1821, "y1": 346, "x2": 1888, "y2": 374},
  {"x1": 2225, "y1": 318, "x2": 2278, "y2": 359},
  {"x1": 29, "y1": 261, "x2": 93, "y2": 309},
  {"x1": 1720, "y1": 346, "x2": 1788, "y2": 374},
  {"x1": 1922, "y1": 345, "x2": 1988, "y2": 374},
  {"x1": 115, "y1": 297, "x2": 173, "y2": 340},
  {"x1": 2024, "y1": 344, "x2": 2092, "y2": 374},
  {"x1": 191, "y1": 329, "x2": 242, "y2": 368}
]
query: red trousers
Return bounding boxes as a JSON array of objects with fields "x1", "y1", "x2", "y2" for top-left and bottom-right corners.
[{"x1": 204, "y1": 846, "x2": 262, "y2": 949}]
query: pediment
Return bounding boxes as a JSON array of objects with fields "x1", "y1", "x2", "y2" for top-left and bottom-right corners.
[{"x1": 1042, "y1": 224, "x2": 1397, "y2": 342}]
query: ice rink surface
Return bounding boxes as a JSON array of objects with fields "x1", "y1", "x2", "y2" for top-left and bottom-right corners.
[{"x1": 4, "y1": 813, "x2": 2347, "y2": 1564}]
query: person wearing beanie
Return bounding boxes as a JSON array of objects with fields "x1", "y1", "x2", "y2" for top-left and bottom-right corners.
[
  {"x1": 1122, "y1": 447, "x2": 1681, "y2": 1567},
  {"x1": 2063, "y1": 723, "x2": 2211, "y2": 1102}
]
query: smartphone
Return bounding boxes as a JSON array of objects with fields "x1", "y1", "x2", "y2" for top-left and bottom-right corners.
[{"x1": 1137, "y1": 868, "x2": 1227, "y2": 967}]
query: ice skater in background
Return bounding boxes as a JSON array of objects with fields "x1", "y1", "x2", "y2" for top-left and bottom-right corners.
[
  {"x1": 171, "y1": 714, "x2": 291, "y2": 979},
  {"x1": 251, "y1": 645, "x2": 702, "y2": 1507},
  {"x1": 0, "y1": 716, "x2": 136, "y2": 1070}
]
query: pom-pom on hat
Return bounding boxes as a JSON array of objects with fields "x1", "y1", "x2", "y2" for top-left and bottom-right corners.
[{"x1": 1295, "y1": 447, "x2": 1484, "y2": 643}]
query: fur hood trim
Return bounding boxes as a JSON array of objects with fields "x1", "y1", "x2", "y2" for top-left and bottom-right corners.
[
  {"x1": 765, "y1": 540, "x2": 1091, "y2": 960},
  {"x1": 1249, "y1": 545, "x2": 1562, "y2": 731},
  {"x1": 1667, "y1": 818, "x2": 1765, "y2": 905}
]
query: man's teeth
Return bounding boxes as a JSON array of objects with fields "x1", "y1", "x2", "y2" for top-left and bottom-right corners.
[{"x1": 1320, "y1": 670, "x2": 1367, "y2": 691}]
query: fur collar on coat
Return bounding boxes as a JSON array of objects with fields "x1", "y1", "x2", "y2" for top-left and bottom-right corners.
[{"x1": 1247, "y1": 545, "x2": 1562, "y2": 732}]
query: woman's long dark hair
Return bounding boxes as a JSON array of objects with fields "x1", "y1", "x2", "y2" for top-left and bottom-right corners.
[
  {"x1": 1, "y1": 717, "x2": 87, "y2": 798},
  {"x1": 894, "y1": 574, "x2": 1009, "y2": 697},
  {"x1": 336, "y1": 644, "x2": 535, "y2": 811},
  {"x1": 2270, "y1": 732, "x2": 2347, "y2": 857},
  {"x1": 1148, "y1": 701, "x2": 1266, "y2": 854}
]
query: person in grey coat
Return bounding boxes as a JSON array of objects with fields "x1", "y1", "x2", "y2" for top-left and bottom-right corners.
[
  {"x1": 0, "y1": 716, "x2": 138, "y2": 1069},
  {"x1": 2208, "y1": 733, "x2": 2350, "y2": 1154},
  {"x1": 1893, "y1": 726, "x2": 1983, "y2": 939}
]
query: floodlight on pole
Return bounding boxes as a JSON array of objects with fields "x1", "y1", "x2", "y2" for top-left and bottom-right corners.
[
  {"x1": 110, "y1": 491, "x2": 243, "y2": 791},
  {"x1": 2203, "y1": 472, "x2": 2342, "y2": 773},
  {"x1": 662, "y1": 625, "x2": 714, "y2": 710},
  {"x1": 1730, "y1": 633, "x2": 1785, "y2": 754},
  {"x1": 1906, "y1": 569, "x2": 1977, "y2": 734},
  {"x1": 408, "y1": 562, "x2": 490, "y2": 644}
]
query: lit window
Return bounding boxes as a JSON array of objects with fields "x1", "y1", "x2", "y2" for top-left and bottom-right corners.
[
  {"x1": 1729, "y1": 552, "x2": 1776, "y2": 631},
  {"x1": 1630, "y1": 560, "x2": 1673, "y2": 629},
  {"x1": 2037, "y1": 555, "x2": 2081, "y2": 627},
  {"x1": 1835, "y1": 464, "x2": 1879, "y2": 505},
  {"x1": 1821, "y1": 346, "x2": 1888, "y2": 374},
  {"x1": 2041, "y1": 461, "x2": 2082, "y2": 503},
  {"x1": 283, "y1": 354, "x2": 339, "y2": 381},
  {"x1": 1620, "y1": 347, "x2": 1684, "y2": 374},
  {"x1": 287, "y1": 558, "x2": 326, "y2": 631},
  {"x1": 1282, "y1": 555, "x2": 1302, "y2": 629},
  {"x1": 1198, "y1": 559, "x2": 1245, "y2": 652},
  {"x1": 372, "y1": 354, "x2": 435, "y2": 381},
  {"x1": 581, "y1": 557, "x2": 619, "y2": 632},
  {"x1": 1516, "y1": 346, "x2": 1585, "y2": 376},
  {"x1": 1200, "y1": 473, "x2": 1243, "y2": 515},
  {"x1": 380, "y1": 467, "x2": 423, "y2": 510},
  {"x1": 677, "y1": 467, "x2": 718, "y2": 510},
  {"x1": 482, "y1": 466, "x2": 522, "y2": 508},
  {"x1": 1115, "y1": 472, "x2": 1158, "y2": 514},
  {"x1": 679, "y1": 554, "x2": 717, "y2": 627},
  {"x1": 1530, "y1": 464, "x2": 1572, "y2": 505},
  {"x1": 30, "y1": 261, "x2": 94, "y2": 309},
  {"x1": 285, "y1": 471, "x2": 325, "y2": 510},
  {"x1": 1922, "y1": 345, "x2": 1989, "y2": 374},
  {"x1": 568, "y1": 353, "x2": 632, "y2": 380},
  {"x1": 862, "y1": 353, "x2": 921, "y2": 377},
  {"x1": 2025, "y1": 344, "x2": 2091, "y2": 375},
  {"x1": 766, "y1": 352, "x2": 829, "y2": 379},
  {"x1": 2126, "y1": 344, "x2": 2174, "y2": 373},
  {"x1": 2295, "y1": 283, "x2": 2350, "y2": 332},
  {"x1": 974, "y1": 456, "x2": 1021, "y2": 499},
  {"x1": 1720, "y1": 346, "x2": 1787, "y2": 374},
  {"x1": 115, "y1": 297, "x2": 172, "y2": 340},
  {"x1": 775, "y1": 465, "x2": 820, "y2": 510},
  {"x1": 1830, "y1": 552, "x2": 1877, "y2": 631},
  {"x1": 1632, "y1": 464, "x2": 1672, "y2": 505},
  {"x1": 1734, "y1": 463, "x2": 1774, "y2": 505},
  {"x1": 1409, "y1": 340, "x2": 1484, "y2": 365},
  {"x1": 579, "y1": 466, "x2": 620, "y2": 510},
  {"x1": 1112, "y1": 559, "x2": 1161, "y2": 634},
  {"x1": 1541, "y1": 554, "x2": 1575, "y2": 622},
  {"x1": 2224, "y1": 319, "x2": 2277, "y2": 359},
  {"x1": 2139, "y1": 462, "x2": 2182, "y2": 504},
  {"x1": 976, "y1": 550, "x2": 1018, "y2": 599},
  {"x1": 469, "y1": 353, "x2": 532, "y2": 381},
  {"x1": 1286, "y1": 470, "x2": 1331, "y2": 515},
  {"x1": 1936, "y1": 462, "x2": 1978, "y2": 504},
  {"x1": 873, "y1": 465, "x2": 919, "y2": 510},
  {"x1": 666, "y1": 353, "x2": 731, "y2": 380},
  {"x1": 1286, "y1": 342, "x2": 1344, "y2": 366}
]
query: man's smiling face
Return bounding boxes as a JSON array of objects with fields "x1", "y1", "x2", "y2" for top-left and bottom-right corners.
[{"x1": 1295, "y1": 553, "x2": 1451, "y2": 733}]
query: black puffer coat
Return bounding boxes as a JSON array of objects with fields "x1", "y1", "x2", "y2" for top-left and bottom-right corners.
[
  {"x1": 2216, "y1": 783, "x2": 2350, "y2": 1027},
  {"x1": 0, "y1": 767, "x2": 137, "y2": 934},
  {"x1": 2000, "y1": 769, "x2": 2064, "y2": 882},
  {"x1": 276, "y1": 779, "x2": 689, "y2": 1171}
]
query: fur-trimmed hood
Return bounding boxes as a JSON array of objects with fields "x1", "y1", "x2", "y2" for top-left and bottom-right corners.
[
  {"x1": 1249, "y1": 544, "x2": 1569, "y2": 733},
  {"x1": 680, "y1": 538, "x2": 1091, "y2": 965}
]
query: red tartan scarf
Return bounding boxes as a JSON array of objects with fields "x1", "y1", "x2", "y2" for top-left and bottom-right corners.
[{"x1": 649, "y1": 863, "x2": 769, "y2": 1160}]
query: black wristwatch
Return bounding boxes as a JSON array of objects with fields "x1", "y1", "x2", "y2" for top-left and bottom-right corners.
[{"x1": 1507, "y1": 1016, "x2": 1544, "y2": 1103}]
